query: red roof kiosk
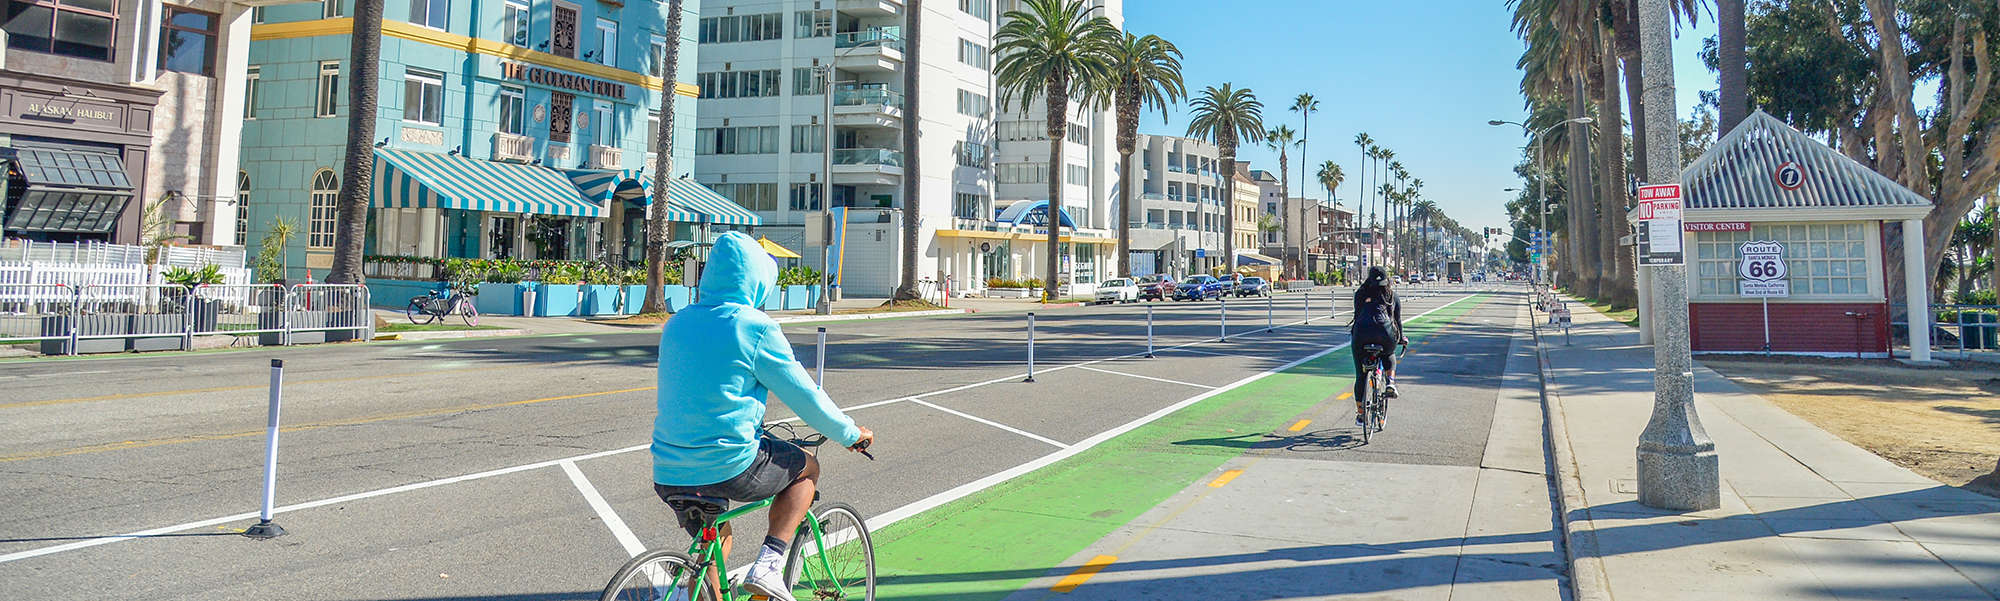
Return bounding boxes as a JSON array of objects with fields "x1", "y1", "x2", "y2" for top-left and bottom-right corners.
[{"x1": 1634, "y1": 111, "x2": 1937, "y2": 361}]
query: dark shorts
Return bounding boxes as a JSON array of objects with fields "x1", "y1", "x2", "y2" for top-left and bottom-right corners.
[{"x1": 654, "y1": 437, "x2": 811, "y2": 533}]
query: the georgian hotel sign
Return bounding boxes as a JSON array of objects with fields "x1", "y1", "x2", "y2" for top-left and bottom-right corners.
[{"x1": 499, "y1": 62, "x2": 627, "y2": 100}]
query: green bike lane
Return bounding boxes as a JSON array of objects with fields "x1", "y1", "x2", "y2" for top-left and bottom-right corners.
[{"x1": 866, "y1": 293, "x2": 1555, "y2": 600}]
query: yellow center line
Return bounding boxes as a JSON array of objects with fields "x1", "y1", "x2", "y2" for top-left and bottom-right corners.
[
  {"x1": 0, "y1": 385, "x2": 657, "y2": 463},
  {"x1": 1287, "y1": 419, "x2": 1311, "y2": 432},
  {"x1": 1050, "y1": 555, "x2": 1118, "y2": 593},
  {"x1": 1337, "y1": 391, "x2": 1354, "y2": 400},
  {"x1": 0, "y1": 364, "x2": 527, "y2": 411},
  {"x1": 1207, "y1": 469, "x2": 1244, "y2": 488}
]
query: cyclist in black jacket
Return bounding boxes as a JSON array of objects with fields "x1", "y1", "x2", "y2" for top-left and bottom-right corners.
[{"x1": 1351, "y1": 267, "x2": 1406, "y2": 427}]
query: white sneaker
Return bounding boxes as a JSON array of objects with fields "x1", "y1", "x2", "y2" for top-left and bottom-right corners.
[{"x1": 741, "y1": 555, "x2": 796, "y2": 601}]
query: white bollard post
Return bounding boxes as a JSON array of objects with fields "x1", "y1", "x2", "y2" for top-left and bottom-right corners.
[
  {"x1": 1146, "y1": 304, "x2": 1155, "y2": 358},
  {"x1": 245, "y1": 359, "x2": 287, "y2": 539},
  {"x1": 1220, "y1": 296, "x2": 1228, "y2": 341},
  {"x1": 815, "y1": 327, "x2": 827, "y2": 384},
  {"x1": 1024, "y1": 313, "x2": 1037, "y2": 383},
  {"x1": 1266, "y1": 293, "x2": 1274, "y2": 332}
]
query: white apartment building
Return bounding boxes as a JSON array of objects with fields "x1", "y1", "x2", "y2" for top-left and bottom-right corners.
[
  {"x1": 1124, "y1": 133, "x2": 1229, "y2": 277},
  {"x1": 693, "y1": 0, "x2": 1120, "y2": 297}
]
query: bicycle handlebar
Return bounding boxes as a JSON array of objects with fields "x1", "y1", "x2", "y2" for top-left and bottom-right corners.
[{"x1": 762, "y1": 422, "x2": 875, "y2": 460}]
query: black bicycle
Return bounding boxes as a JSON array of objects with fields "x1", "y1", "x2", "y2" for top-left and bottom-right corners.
[
  {"x1": 1355, "y1": 341, "x2": 1406, "y2": 444},
  {"x1": 406, "y1": 284, "x2": 478, "y2": 326}
]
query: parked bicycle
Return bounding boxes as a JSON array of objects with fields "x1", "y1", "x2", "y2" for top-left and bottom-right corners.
[
  {"x1": 601, "y1": 423, "x2": 876, "y2": 601},
  {"x1": 406, "y1": 283, "x2": 478, "y2": 326}
]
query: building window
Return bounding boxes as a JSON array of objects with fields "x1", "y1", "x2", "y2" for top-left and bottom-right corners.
[
  {"x1": 498, "y1": 86, "x2": 526, "y2": 135},
  {"x1": 960, "y1": 0, "x2": 990, "y2": 20},
  {"x1": 954, "y1": 141, "x2": 987, "y2": 168},
  {"x1": 548, "y1": 91, "x2": 573, "y2": 143},
  {"x1": 593, "y1": 102, "x2": 614, "y2": 146},
  {"x1": 955, "y1": 89, "x2": 989, "y2": 118},
  {"x1": 308, "y1": 170, "x2": 339, "y2": 249},
  {"x1": 244, "y1": 65, "x2": 260, "y2": 119},
  {"x1": 316, "y1": 61, "x2": 341, "y2": 117},
  {"x1": 646, "y1": 112, "x2": 660, "y2": 154},
  {"x1": 791, "y1": 67, "x2": 825, "y2": 96},
  {"x1": 696, "y1": 126, "x2": 779, "y2": 155},
  {"x1": 323, "y1": 0, "x2": 343, "y2": 18},
  {"x1": 697, "y1": 12, "x2": 781, "y2": 44},
  {"x1": 235, "y1": 171, "x2": 251, "y2": 245},
  {"x1": 999, "y1": 120, "x2": 1046, "y2": 142},
  {"x1": 954, "y1": 192, "x2": 987, "y2": 220},
  {"x1": 793, "y1": 9, "x2": 830, "y2": 38},
  {"x1": 648, "y1": 34, "x2": 668, "y2": 76},
  {"x1": 402, "y1": 69, "x2": 444, "y2": 125},
  {"x1": 1067, "y1": 123, "x2": 1088, "y2": 144},
  {"x1": 958, "y1": 39, "x2": 987, "y2": 70},
  {"x1": 502, "y1": 1, "x2": 529, "y2": 47},
  {"x1": 789, "y1": 183, "x2": 822, "y2": 211},
  {"x1": 1066, "y1": 163, "x2": 1087, "y2": 186},
  {"x1": 3, "y1": 0, "x2": 118, "y2": 61},
  {"x1": 996, "y1": 162, "x2": 1047, "y2": 184},
  {"x1": 158, "y1": 6, "x2": 217, "y2": 76},
  {"x1": 712, "y1": 183, "x2": 779, "y2": 212},
  {"x1": 696, "y1": 69, "x2": 782, "y2": 99},
  {"x1": 409, "y1": 0, "x2": 447, "y2": 29},
  {"x1": 594, "y1": 18, "x2": 616, "y2": 66},
  {"x1": 252, "y1": 6, "x2": 263, "y2": 23},
  {"x1": 791, "y1": 124, "x2": 823, "y2": 153},
  {"x1": 550, "y1": 2, "x2": 578, "y2": 58},
  {"x1": 1693, "y1": 223, "x2": 1875, "y2": 299}
]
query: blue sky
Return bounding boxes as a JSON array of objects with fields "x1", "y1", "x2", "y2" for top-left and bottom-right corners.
[{"x1": 1123, "y1": 0, "x2": 1720, "y2": 233}]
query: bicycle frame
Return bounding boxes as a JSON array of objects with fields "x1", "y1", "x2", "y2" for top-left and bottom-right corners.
[{"x1": 680, "y1": 498, "x2": 848, "y2": 601}]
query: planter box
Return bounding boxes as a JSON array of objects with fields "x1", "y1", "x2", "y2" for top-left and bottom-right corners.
[
  {"x1": 581, "y1": 285, "x2": 622, "y2": 316},
  {"x1": 474, "y1": 283, "x2": 527, "y2": 316},
  {"x1": 761, "y1": 286, "x2": 784, "y2": 311},
  {"x1": 663, "y1": 285, "x2": 692, "y2": 312},
  {"x1": 987, "y1": 287, "x2": 1041, "y2": 299},
  {"x1": 37, "y1": 315, "x2": 128, "y2": 355},
  {"x1": 128, "y1": 313, "x2": 186, "y2": 352},
  {"x1": 254, "y1": 310, "x2": 364, "y2": 345},
  {"x1": 624, "y1": 285, "x2": 649, "y2": 314},
  {"x1": 783, "y1": 285, "x2": 812, "y2": 310},
  {"x1": 535, "y1": 284, "x2": 581, "y2": 317}
]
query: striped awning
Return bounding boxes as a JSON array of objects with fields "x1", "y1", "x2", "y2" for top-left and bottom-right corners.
[
  {"x1": 374, "y1": 148, "x2": 604, "y2": 218},
  {"x1": 670, "y1": 178, "x2": 762, "y2": 226},
  {"x1": 562, "y1": 170, "x2": 761, "y2": 226}
]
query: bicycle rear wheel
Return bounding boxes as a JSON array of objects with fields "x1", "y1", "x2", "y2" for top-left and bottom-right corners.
[
  {"x1": 406, "y1": 297, "x2": 436, "y2": 325},
  {"x1": 458, "y1": 298, "x2": 479, "y2": 326},
  {"x1": 601, "y1": 549, "x2": 707, "y2": 601},
  {"x1": 786, "y1": 502, "x2": 875, "y2": 601}
]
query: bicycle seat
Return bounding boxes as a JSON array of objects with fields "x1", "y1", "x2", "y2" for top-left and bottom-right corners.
[
  {"x1": 664, "y1": 494, "x2": 729, "y2": 524},
  {"x1": 1359, "y1": 344, "x2": 1386, "y2": 354}
]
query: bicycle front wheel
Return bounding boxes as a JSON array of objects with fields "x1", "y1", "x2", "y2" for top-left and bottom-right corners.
[
  {"x1": 786, "y1": 502, "x2": 876, "y2": 601},
  {"x1": 459, "y1": 299, "x2": 479, "y2": 326},
  {"x1": 406, "y1": 298, "x2": 435, "y2": 325},
  {"x1": 601, "y1": 549, "x2": 707, "y2": 601}
]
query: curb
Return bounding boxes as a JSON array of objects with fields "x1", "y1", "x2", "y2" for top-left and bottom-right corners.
[
  {"x1": 770, "y1": 308, "x2": 969, "y2": 323},
  {"x1": 1529, "y1": 291, "x2": 1612, "y2": 601},
  {"x1": 374, "y1": 328, "x2": 528, "y2": 341}
]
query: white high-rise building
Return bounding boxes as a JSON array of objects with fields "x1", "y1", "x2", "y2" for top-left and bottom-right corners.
[{"x1": 693, "y1": 0, "x2": 1121, "y2": 297}]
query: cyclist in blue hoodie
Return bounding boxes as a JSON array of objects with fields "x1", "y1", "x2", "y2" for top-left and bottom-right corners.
[{"x1": 652, "y1": 231, "x2": 874, "y2": 601}]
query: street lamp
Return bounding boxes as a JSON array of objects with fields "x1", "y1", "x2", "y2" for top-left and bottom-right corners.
[
  {"x1": 815, "y1": 36, "x2": 894, "y2": 314},
  {"x1": 1489, "y1": 117, "x2": 1592, "y2": 288}
]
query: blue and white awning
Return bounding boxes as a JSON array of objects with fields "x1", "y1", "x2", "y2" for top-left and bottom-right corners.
[
  {"x1": 671, "y1": 178, "x2": 762, "y2": 226},
  {"x1": 373, "y1": 148, "x2": 604, "y2": 218},
  {"x1": 562, "y1": 169, "x2": 762, "y2": 226}
]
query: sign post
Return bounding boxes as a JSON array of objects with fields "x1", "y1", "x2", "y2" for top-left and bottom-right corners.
[{"x1": 1738, "y1": 241, "x2": 1789, "y2": 353}]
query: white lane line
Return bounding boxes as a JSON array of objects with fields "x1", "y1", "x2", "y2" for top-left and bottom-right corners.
[
  {"x1": 560, "y1": 460, "x2": 647, "y2": 557},
  {"x1": 1075, "y1": 366, "x2": 1216, "y2": 390},
  {"x1": 0, "y1": 294, "x2": 1478, "y2": 567},
  {"x1": 1165, "y1": 348, "x2": 1259, "y2": 359},
  {"x1": 908, "y1": 399, "x2": 1069, "y2": 449}
]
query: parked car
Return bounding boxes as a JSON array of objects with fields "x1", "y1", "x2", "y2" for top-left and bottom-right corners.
[
  {"x1": 1137, "y1": 274, "x2": 1177, "y2": 301},
  {"x1": 1470, "y1": 273, "x2": 1486, "y2": 283},
  {"x1": 1174, "y1": 275, "x2": 1227, "y2": 301},
  {"x1": 1424, "y1": 272, "x2": 1439, "y2": 282},
  {"x1": 1094, "y1": 278, "x2": 1140, "y2": 304},
  {"x1": 1216, "y1": 273, "x2": 1241, "y2": 289},
  {"x1": 1235, "y1": 276, "x2": 1271, "y2": 297}
]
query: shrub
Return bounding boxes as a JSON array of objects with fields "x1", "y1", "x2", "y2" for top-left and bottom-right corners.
[
  {"x1": 162, "y1": 264, "x2": 225, "y2": 289},
  {"x1": 777, "y1": 266, "x2": 821, "y2": 286},
  {"x1": 1956, "y1": 289, "x2": 1997, "y2": 306}
]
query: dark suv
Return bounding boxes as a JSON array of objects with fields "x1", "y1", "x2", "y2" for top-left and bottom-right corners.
[{"x1": 1138, "y1": 274, "x2": 1176, "y2": 301}]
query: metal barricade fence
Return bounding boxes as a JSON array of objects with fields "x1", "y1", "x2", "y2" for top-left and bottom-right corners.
[
  {"x1": 74, "y1": 283, "x2": 195, "y2": 353},
  {"x1": 0, "y1": 283, "x2": 80, "y2": 354},
  {"x1": 285, "y1": 284, "x2": 373, "y2": 344},
  {"x1": 194, "y1": 284, "x2": 289, "y2": 339},
  {"x1": 1889, "y1": 303, "x2": 2000, "y2": 361}
]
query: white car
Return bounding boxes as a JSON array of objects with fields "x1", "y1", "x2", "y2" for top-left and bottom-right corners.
[{"x1": 1094, "y1": 278, "x2": 1141, "y2": 304}]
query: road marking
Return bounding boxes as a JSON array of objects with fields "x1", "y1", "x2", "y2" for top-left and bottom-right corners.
[
  {"x1": 1050, "y1": 555, "x2": 1118, "y2": 593},
  {"x1": 0, "y1": 295, "x2": 1481, "y2": 567},
  {"x1": 1206, "y1": 469, "x2": 1244, "y2": 488},
  {"x1": 1338, "y1": 391, "x2": 1354, "y2": 400},
  {"x1": 1288, "y1": 419, "x2": 1311, "y2": 432},
  {"x1": 909, "y1": 399, "x2": 1068, "y2": 449},
  {"x1": 1074, "y1": 366, "x2": 1215, "y2": 389},
  {"x1": 0, "y1": 364, "x2": 526, "y2": 410},
  {"x1": 560, "y1": 460, "x2": 647, "y2": 557},
  {"x1": 1166, "y1": 348, "x2": 1258, "y2": 359}
]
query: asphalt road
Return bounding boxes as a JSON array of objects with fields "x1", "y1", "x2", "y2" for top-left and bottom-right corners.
[{"x1": 0, "y1": 284, "x2": 1527, "y2": 600}]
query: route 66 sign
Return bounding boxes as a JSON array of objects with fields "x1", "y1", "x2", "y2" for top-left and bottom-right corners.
[
  {"x1": 1739, "y1": 241, "x2": 1790, "y2": 297},
  {"x1": 1775, "y1": 161, "x2": 1805, "y2": 190}
]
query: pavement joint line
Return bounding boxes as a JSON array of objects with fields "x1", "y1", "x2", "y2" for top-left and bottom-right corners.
[
  {"x1": 1, "y1": 295, "x2": 1480, "y2": 568},
  {"x1": 1072, "y1": 366, "x2": 1216, "y2": 390},
  {"x1": 561, "y1": 459, "x2": 647, "y2": 558},
  {"x1": 907, "y1": 399, "x2": 1069, "y2": 449}
]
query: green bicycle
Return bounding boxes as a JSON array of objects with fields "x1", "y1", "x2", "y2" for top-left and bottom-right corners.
[{"x1": 601, "y1": 424, "x2": 876, "y2": 601}]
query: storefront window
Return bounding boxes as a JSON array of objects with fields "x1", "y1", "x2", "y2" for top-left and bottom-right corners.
[
  {"x1": 4, "y1": 0, "x2": 118, "y2": 61},
  {"x1": 309, "y1": 170, "x2": 338, "y2": 249},
  {"x1": 1075, "y1": 244, "x2": 1096, "y2": 284},
  {"x1": 1693, "y1": 222, "x2": 1873, "y2": 299}
]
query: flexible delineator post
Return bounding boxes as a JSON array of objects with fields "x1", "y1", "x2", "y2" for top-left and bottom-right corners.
[
  {"x1": 1024, "y1": 313, "x2": 1036, "y2": 383},
  {"x1": 1145, "y1": 304, "x2": 1155, "y2": 358},
  {"x1": 815, "y1": 327, "x2": 827, "y2": 384},
  {"x1": 245, "y1": 359, "x2": 287, "y2": 539}
]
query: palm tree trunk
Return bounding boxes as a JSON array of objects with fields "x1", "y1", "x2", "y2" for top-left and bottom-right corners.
[
  {"x1": 1717, "y1": 0, "x2": 1749, "y2": 133},
  {"x1": 1222, "y1": 154, "x2": 1236, "y2": 271},
  {"x1": 1277, "y1": 151, "x2": 1289, "y2": 279},
  {"x1": 1117, "y1": 149, "x2": 1132, "y2": 278},
  {"x1": 1566, "y1": 74, "x2": 1592, "y2": 294},
  {"x1": 1617, "y1": 0, "x2": 1649, "y2": 189},
  {"x1": 893, "y1": 0, "x2": 922, "y2": 301},
  {"x1": 326, "y1": 0, "x2": 384, "y2": 285},
  {"x1": 1599, "y1": 23, "x2": 1636, "y2": 308},
  {"x1": 1044, "y1": 87, "x2": 1067, "y2": 303},
  {"x1": 641, "y1": 0, "x2": 684, "y2": 314}
]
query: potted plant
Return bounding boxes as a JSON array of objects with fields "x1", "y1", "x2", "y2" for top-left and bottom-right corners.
[
  {"x1": 475, "y1": 260, "x2": 529, "y2": 316},
  {"x1": 581, "y1": 263, "x2": 622, "y2": 316},
  {"x1": 535, "y1": 263, "x2": 584, "y2": 316},
  {"x1": 129, "y1": 265, "x2": 228, "y2": 351},
  {"x1": 778, "y1": 266, "x2": 819, "y2": 310},
  {"x1": 620, "y1": 268, "x2": 649, "y2": 314}
]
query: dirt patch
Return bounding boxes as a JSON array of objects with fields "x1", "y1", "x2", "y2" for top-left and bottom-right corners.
[
  {"x1": 873, "y1": 299, "x2": 947, "y2": 312},
  {"x1": 1704, "y1": 355, "x2": 2000, "y2": 498},
  {"x1": 593, "y1": 313, "x2": 672, "y2": 326}
]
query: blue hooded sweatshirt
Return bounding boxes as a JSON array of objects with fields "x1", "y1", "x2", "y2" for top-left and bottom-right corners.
[{"x1": 652, "y1": 231, "x2": 861, "y2": 487}]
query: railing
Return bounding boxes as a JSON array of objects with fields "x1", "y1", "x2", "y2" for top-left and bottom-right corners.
[
  {"x1": 1890, "y1": 303, "x2": 2000, "y2": 360},
  {"x1": 2, "y1": 283, "x2": 371, "y2": 355},
  {"x1": 1140, "y1": 192, "x2": 1164, "y2": 201},
  {"x1": 834, "y1": 88, "x2": 904, "y2": 107},
  {"x1": 835, "y1": 29, "x2": 904, "y2": 52},
  {"x1": 588, "y1": 144, "x2": 623, "y2": 169},
  {"x1": 492, "y1": 132, "x2": 535, "y2": 163},
  {"x1": 832, "y1": 148, "x2": 904, "y2": 167}
]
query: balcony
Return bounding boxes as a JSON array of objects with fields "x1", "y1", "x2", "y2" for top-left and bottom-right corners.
[
  {"x1": 837, "y1": 0, "x2": 902, "y2": 16},
  {"x1": 833, "y1": 87, "x2": 904, "y2": 128},
  {"x1": 587, "y1": 144, "x2": 623, "y2": 169},
  {"x1": 834, "y1": 30, "x2": 905, "y2": 72},
  {"x1": 492, "y1": 132, "x2": 534, "y2": 163},
  {"x1": 1140, "y1": 192, "x2": 1164, "y2": 201},
  {"x1": 831, "y1": 148, "x2": 903, "y2": 185}
]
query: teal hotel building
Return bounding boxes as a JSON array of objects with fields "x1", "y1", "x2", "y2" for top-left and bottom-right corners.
[{"x1": 239, "y1": 0, "x2": 756, "y2": 278}]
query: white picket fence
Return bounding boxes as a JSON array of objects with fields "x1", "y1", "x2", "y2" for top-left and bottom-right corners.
[
  {"x1": 0, "y1": 261, "x2": 255, "y2": 305},
  {"x1": 0, "y1": 240, "x2": 245, "y2": 269}
]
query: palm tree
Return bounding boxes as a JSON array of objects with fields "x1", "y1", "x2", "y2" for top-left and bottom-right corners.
[
  {"x1": 1315, "y1": 160, "x2": 1343, "y2": 274},
  {"x1": 1264, "y1": 124, "x2": 1297, "y2": 276},
  {"x1": 641, "y1": 0, "x2": 686, "y2": 314},
  {"x1": 1290, "y1": 93, "x2": 1319, "y2": 280},
  {"x1": 1101, "y1": 32, "x2": 1185, "y2": 280},
  {"x1": 1352, "y1": 133, "x2": 1372, "y2": 269},
  {"x1": 1185, "y1": 83, "x2": 1265, "y2": 272},
  {"x1": 893, "y1": 0, "x2": 924, "y2": 301},
  {"x1": 1377, "y1": 149, "x2": 1396, "y2": 269},
  {"x1": 1717, "y1": 0, "x2": 1747, "y2": 133},
  {"x1": 995, "y1": 0, "x2": 1118, "y2": 302},
  {"x1": 326, "y1": 0, "x2": 384, "y2": 284},
  {"x1": 1389, "y1": 161, "x2": 1406, "y2": 272}
]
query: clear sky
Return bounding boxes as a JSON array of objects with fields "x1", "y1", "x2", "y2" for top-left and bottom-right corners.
[{"x1": 1123, "y1": 0, "x2": 1720, "y2": 234}]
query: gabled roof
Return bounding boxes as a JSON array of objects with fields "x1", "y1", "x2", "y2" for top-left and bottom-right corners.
[{"x1": 1681, "y1": 110, "x2": 1931, "y2": 211}]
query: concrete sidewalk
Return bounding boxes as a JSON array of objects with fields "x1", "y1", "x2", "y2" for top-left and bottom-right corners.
[{"x1": 1539, "y1": 299, "x2": 2000, "y2": 600}]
